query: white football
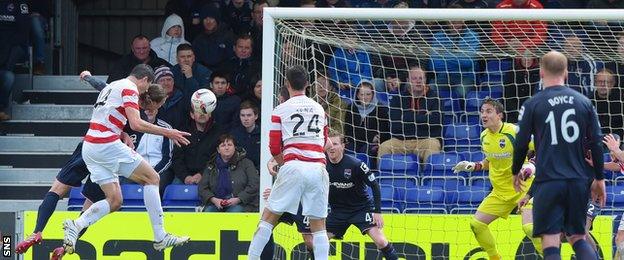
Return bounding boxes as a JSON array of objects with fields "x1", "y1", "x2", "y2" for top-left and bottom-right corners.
[{"x1": 191, "y1": 89, "x2": 217, "y2": 115}]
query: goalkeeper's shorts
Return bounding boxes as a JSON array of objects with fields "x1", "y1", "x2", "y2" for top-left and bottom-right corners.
[{"x1": 477, "y1": 192, "x2": 531, "y2": 219}]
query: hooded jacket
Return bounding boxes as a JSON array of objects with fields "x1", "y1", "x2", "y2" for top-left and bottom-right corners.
[
  {"x1": 344, "y1": 80, "x2": 390, "y2": 152},
  {"x1": 151, "y1": 14, "x2": 189, "y2": 66}
]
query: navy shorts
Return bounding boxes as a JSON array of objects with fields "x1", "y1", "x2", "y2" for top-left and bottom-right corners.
[
  {"x1": 56, "y1": 142, "x2": 90, "y2": 187},
  {"x1": 81, "y1": 177, "x2": 106, "y2": 203},
  {"x1": 532, "y1": 179, "x2": 590, "y2": 237},
  {"x1": 326, "y1": 207, "x2": 376, "y2": 239},
  {"x1": 279, "y1": 205, "x2": 310, "y2": 234}
]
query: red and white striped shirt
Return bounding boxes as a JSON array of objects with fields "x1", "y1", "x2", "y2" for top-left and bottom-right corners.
[
  {"x1": 84, "y1": 78, "x2": 140, "y2": 144},
  {"x1": 269, "y1": 94, "x2": 328, "y2": 164}
]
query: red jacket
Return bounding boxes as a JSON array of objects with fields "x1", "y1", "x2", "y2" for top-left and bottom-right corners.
[{"x1": 490, "y1": 0, "x2": 547, "y2": 53}]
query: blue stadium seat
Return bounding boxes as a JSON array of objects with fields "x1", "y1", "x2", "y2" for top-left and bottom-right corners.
[
  {"x1": 163, "y1": 185, "x2": 200, "y2": 212},
  {"x1": 606, "y1": 186, "x2": 624, "y2": 208},
  {"x1": 480, "y1": 60, "x2": 512, "y2": 85},
  {"x1": 378, "y1": 154, "x2": 419, "y2": 176},
  {"x1": 377, "y1": 176, "x2": 418, "y2": 188},
  {"x1": 457, "y1": 151, "x2": 486, "y2": 176},
  {"x1": 443, "y1": 124, "x2": 481, "y2": 150},
  {"x1": 449, "y1": 187, "x2": 488, "y2": 214},
  {"x1": 355, "y1": 153, "x2": 371, "y2": 167},
  {"x1": 422, "y1": 152, "x2": 464, "y2": 177},
  {"x1": 421, "y1": 176, "x2": 466, "y2": 190},
  {"x1": 459, "y1": 114, "x2": 480, "y2": 125},
  {"x1": 403, "y1": 187, "x2": 447, "y2": 214},
  {"x1": 120, "y1": 184, "x2": 146, "y2": 211},
  {"x1": 469, "y1": 176, "x2": 492, "y2": 190},
  {"x1": 438, "y1": 90, "x2": 462, "y2": 113},
  {"x1": 465, "y1": 91, "x2": 502, "y2": 112},
  {"x1": 380, "y1": 185, "x2": 402, "y2": 213},
  {"x1": 68, "y1": 186, "x2": 85, "y2": 211}
]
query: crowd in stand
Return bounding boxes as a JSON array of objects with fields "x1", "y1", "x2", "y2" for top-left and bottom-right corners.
[{"x1": 2, "y1": 0, "x2": 624, "y2": 212}]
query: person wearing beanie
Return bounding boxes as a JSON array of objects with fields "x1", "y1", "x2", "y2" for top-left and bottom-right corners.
[
  {"x1": 154, "y1": 65, "x2": 191, "y2": 130},
  {"x1": 192, "y1": 3, "x2": 235, "y2": 71}
]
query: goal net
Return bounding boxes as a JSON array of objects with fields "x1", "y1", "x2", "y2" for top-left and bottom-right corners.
[{"x1": 260, "y1": 8, "x2": 621, "y2": 259}]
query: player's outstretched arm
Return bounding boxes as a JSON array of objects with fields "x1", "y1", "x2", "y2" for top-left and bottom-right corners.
[
  {"x1": 125, "y1": 107, "x2": 190, "y2": 146},
  {"x1": 80, "y1": 71, "x2": 107, "y2": 92},
  {"x1": 452, "y1": 160, "x2": 488, "y2": 173},
  {"x1": 604, "y1": 134, "x2": 624, "y2": 162}
]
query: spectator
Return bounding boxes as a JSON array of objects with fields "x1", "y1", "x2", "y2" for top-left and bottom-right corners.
[
  {"x1": 192, "y1": 4, "x2": 235, "y2": 71},
  {"x1": 448, "y1": 0, "x2": 488, "y2": 8},
  {"x1": 344, "y1": 80, "x2": 390, "y2": 158},
  {"x1": 250, "y1": 1, "x2": 268, "y2": 60},
  {"x1": 589, "y1": 69, "x2": 624, "y2": 139},
  {"x1": 198, "y1": 134, "x2": 259, "y2": 212},
  {"x1": 172, "y1": 43, "x2": 212, "y2": 96},
  {"x1": 107, "y1": 35, "x2": 170, "y2": 83},
  {"x1": 605, "y1": 32, "x2": 624, "y2": 88},
  {"x1": 313, "y1": 72, "x2": 347, "y2": 135},
  {"x1": 222, "y1": 0, "x2": 253, "y2": 35},
  {"x1": 358, "y1": 0, "x2": 400, "y2": 8},
  {"x1": 563, "y1": 33, "x2": 603, "y2": 95},
  {"x1": 30, "y1": 0, "x2": 53, "y2": 75},
  {"x1": 328, "y1": 45, "x2": 373, "y2": 103},
  {"x1": 231, "y1": 101, "x2": 261, "y2": 169},
  {"x1": 430, "y1": 18, "x2": 479, "y2": 98},
  {"x1": 316, "y1": 0, "x2": 350, "y2": 7},
  {"x1": 587, "y1": 0, "x2": 624, "y2": 8},
  {"x1": 153, "y1": 66, "x2": 191, "y2": 130},
  {"x1": 151, "y1": 14, "x2": 190, "y2": 66},
  {"x1": 164, "y1": 0, "x2": 214, "y2": 41},
  {"x1": 502, "y1": 55, "x2": 540, "y2": 123},
  {"x1": 0, "y1": 0, "x2": 30, "y2": 121},
  {"x1": 210, "y1": 71, "x2": 241, "y2": 129},
  {"x1": 376, "y1": 69, "x2": 403, "y2": 107},
  {"x1": 219, "y1": 34, "x2": 260, "y2": 97},
  {"x1": 245, "y1": 75, "x2": 262, "y2": 125},
  {"x1": 171, "y1": 88, "x2": 225, "y2": 185},
  {"x1": 491, "y1": 0, "x2": 546, "y2": 55},
  {"x1": 378, "y1": 66, "x2": 442, "y2": 163}
]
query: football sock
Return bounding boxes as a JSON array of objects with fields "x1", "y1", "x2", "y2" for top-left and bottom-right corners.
[
  {"x1": 248, "y1": 220, "x2": 274, "y2": 259},
  {"x1": 380, "y1": 242, "x2": 398, "y2": 260},
  {"x1": 470, "y1": 218, "x2": 499, "y2": 258},
  {"x1": 260, "y1": 234, "x2": 275, "y2": 260},
  {"x1": 74, "y1": 199, "x2": 110, "y2": 230},
  {"x1": 572, "y1": 239, "x2": 598, "y2": 259},
  {"x1": 543, "y1": 247, "x2": 561, "y2": 260},
  {"x1": 34, "y1": 192, "x2": 60, "y2": 233},
  {"x1": 143, "y1": 184, "x2": 166, "y2": 241},
  {"x1": 522, "y1": 223, "x2": 543, "y2": 254},
  {"x1": 312, "y1": 230, "x2": 329, "y2": 260},
  {"x1": 77, "y1": 211, "x2": 88, "y2": 238},
  {"x1": 616, "y1": 241, "x2": 624, "y2": 260}
]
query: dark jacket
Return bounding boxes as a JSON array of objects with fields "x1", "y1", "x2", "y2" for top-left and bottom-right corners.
[
  {"x1": 164, "y1": 0, "x2": 212, "y2": 41},
  {"x1": 221, "y1": 2, "x2": 252, "y2": 35},
  {"x1": 107, "y1": 50, "x2": 171, "y2": 83},
  {"x1": 388, "y1": 90, "x2": 441, "y2": 139},
  {"x1": 231, "y1": 124, "x2": 261, "y2": 169},
  {"x1": 219, "y1": 56, "x2": 260, "y2": 97},
  {"x1": 172, "y1": 62, "x2": 212, "y2": 96},
  {"x1": 503, "y1": 58, "x2": 540, "y2": 123},
  {"x1": 213, "y1": 93, "x2": 241, "y2": 130},
  {"x1": 158, "y1": 88, "x2": 191, "y2": 130},
  {"x1": 344, "y1": 103, "x2": 390, "y2": 153},
  {"x1": 589, "y1": 88, "x2": 624, "y2": 139},
  {"x1": 171, "y1": 119, "x2": 225, "y2": 181},
  {"x1": 0, "y1": 0, "x2": 29, "y2": 68},
  {"x1": 192, "y1": 24, "x2": 234, "y2": 71},
  {"x1": 198, "y1": 149, "x2": 259, "y2": 212}
]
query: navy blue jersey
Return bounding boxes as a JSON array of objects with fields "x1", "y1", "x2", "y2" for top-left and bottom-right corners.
[
  {"x1": 512, "y1": 85, "x2": 604, "y2": 182},
  {"x1": 327, "y1": 155, "x2": 381, "y2": 212}
]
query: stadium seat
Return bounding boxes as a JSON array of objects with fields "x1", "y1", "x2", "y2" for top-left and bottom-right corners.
[
  {"x1": 378, "y1": 154, "x2": 419, "y2": 176},
  {"x1": 377, "y1": 176, "x2": 418, "y2": 188},
  {"x1": 380, "y1": 185, "x2": 402, "y2": 212},
  {"x1": 162, "y1": 185, "x2": 200, "y2": 212},
  {"x1": 465, "y1": 91, "x2": 502, "y2": 112},
  {"x1": 120, "y1": 184, "x2": 146, "y2": 211},
  {"x1": 403, "y1": 187, "x2": 447, "y2": 214},
  {"x1": 606, "y1": 186, "x2": 624, "y2": 208},
  {"x1": 420, "y1": 176, "x2": 466, "y2": 190},
  {"x1": 438, "y1": 90, "x2": 462, "y2": 113},
  {"x1": 355, "y1": 153, "x2": 371, "y2": 167},
  {"x1": 457, "y1": 151, "x2": 486, "y2": 176},
  {"x1": 68, "y1": 186, "x2": 85, "y2": 211},
  {"x1": 422, "y1": 152, "x2": 464, "y2": 177},
  {"x1": 449, "y1": 187, "x2": 488, "y2": 214},
  {"x1": 443, "y1": 124, "x2": 481, "y2": 150}
]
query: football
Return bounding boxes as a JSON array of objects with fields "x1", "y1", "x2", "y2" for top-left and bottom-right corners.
[{"x1": 191, "y1": 88, "x2": 217, "y2": 115}]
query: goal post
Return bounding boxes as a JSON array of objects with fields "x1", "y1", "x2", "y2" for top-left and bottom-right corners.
[{"x1": 259, "y1": 8, "x2": 624, "y2": 259}]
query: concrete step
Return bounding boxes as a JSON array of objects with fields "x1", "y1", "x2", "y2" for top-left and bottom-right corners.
[
  {"x1": 0, "y1": 136, "x2": 82, "y2": 152},
  {"x1": 0, "y1": 120, "x2": 89, "y2": 136},
  {"x1": 0, "y1": 152, "x2": 72, "y2": 168},
  {"x1": 0, "y1": 186, "x2": 54, "y2": 200},
  {"x1": 0, "y1": 168, "x2": 58, "y2": 184},
  {"x1": 32, "y1": 75, "x2": 108, "y2": 90},
  {"x1": 11, "y1": 104, "x2": 93, "y2": 120},
  {"x1": 0, "y1": 199, "x2": 68, "y2": 211},
  {"x1": 21, "y1": 89, "x2": 99, "y2": 105}
]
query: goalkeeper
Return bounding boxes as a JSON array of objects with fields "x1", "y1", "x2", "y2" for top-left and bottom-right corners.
[{"x1": 451, "y1": 98, "x2": 541, "y2": 259}]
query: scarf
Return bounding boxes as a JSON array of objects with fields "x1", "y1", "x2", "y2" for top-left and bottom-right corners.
[{"x1": 214, "y1": 155, "x2": 233, "y2": 199}]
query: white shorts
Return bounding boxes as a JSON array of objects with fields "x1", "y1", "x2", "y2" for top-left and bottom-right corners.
[
  {"x1": 267, "y1": 160, "x2": 329, "y2": 219},
  {"x1": 82, "y1": 140, "x2": 143, "y2": 185},
  {"x1": 619, "y1": 212, "x2": 624, "y2": 231}
]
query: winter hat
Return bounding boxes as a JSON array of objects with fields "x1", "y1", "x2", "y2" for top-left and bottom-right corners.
[
  {"x1": 154, "y1": 66, "x2": 173, "y2": 82},
  {"x1": 200, "y1": 4, "x2": 221, "y2": 23}
]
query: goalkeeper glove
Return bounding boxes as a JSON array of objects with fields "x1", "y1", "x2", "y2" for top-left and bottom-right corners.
[
  {"x1": 452, "y1": 161, "x2": 482, "y2": 173},
  {"x1": 520, "y1": 162, "x2": 535, "y2": 180}
]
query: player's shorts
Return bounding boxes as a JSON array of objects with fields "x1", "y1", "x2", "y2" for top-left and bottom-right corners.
[
  {"x1": 82, "y1": 140, "x2": 143, "y2": 185},
  {"x1": 279, "y1": 205, "x2": 311, "y2": 234},
  {"x1": 326, "y1": 207, "x2": 376, "y2": 239},
  {"x1": 477, "y1": 191, "x2": 530, "y2": 218},
  {"x1": 532, "y1": 179, "x2": 589, "y2": 237},
  {"x1": 81, "y1": 177, "x2": 106, "y2": 203},
  {"x1": 618, "y1": 212, "x2": 624, "y2": 231},
  {"x1": 56, "y1": 142, "x2": 90, "y2": 187},
  {"x1": 267, "y1": 160, "x2": 329, "y2": 219}
]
